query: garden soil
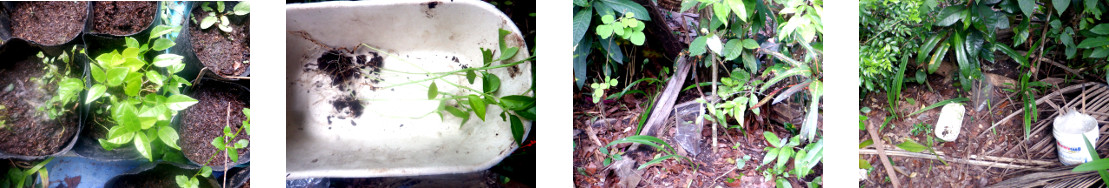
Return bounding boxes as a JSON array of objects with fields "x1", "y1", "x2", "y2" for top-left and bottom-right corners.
[
  {"x1": 181, "y1": 81, "x2": 249, "y2": 167},
  {"x1": 11, "y1": 1, "x2": 87, "y2": 45},
  {"x1": 91, "y1": 1, "x2": 156, "y2": 35},
  {"x1": 188, "y1": 7, "x2": 249, "y2": 78},
  {"x1": 0, "y1": 56, "x2": 79, "y2": 156}
]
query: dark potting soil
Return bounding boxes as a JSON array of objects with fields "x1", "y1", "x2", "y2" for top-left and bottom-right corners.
[
  {"x1": 332, "y1": 96, "x2": 364, "y2": 118},
  {"x1": 91, "y1": 1, "x2": 156, "y2": 35},
  {"x1": 10, "y1": 2, "x2": 87, "y2": 45},
  {"x1": 0, "y1": 57, "x2": 79, "y2": 156},
  {"x1": 189, "y1": 7, "x2": 249, "y2": 78},
  {"x1": 316, "y1": 49, "x2": 383, "y2": 90},
  {"x1": 181, "y1": 82, "x2": 249, "y2": 167}
]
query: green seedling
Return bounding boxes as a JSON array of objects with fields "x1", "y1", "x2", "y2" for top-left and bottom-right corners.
[
  {"x1": 35, "y1": 46, "x2": 84, "y2": 121},
  {"x1": 177, "y1": 108, "x2": 249, "y2": 188},
  {"x1": 595, "y1": 12, "x2": 646, "y2": 45},
  {"x1": 590, "y1": 76, "x2": 617, "y2": 104},
  {"x1": 194, "y1": 1, "x2": 249, "y2": 33},
  {"x1": 2, "y1": 157, "x2": 52, "y2": 188},
  {"x1": 88, "y1": 23, "x2": 196, "y2": 162}
]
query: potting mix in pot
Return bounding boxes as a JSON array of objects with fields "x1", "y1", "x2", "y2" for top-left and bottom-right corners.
[
  {"x1": 90, "y1": 1, "x2": 158, "y2": 36},
  {"x1": 10, "y1": 1, "x2": 87, "y2": 46},
  {"x1": 188, "y1": 1, "x2": 249, "y2": 79},
  {"x1": 0, "y1": 47, "x2": 83, "y2": 157}
]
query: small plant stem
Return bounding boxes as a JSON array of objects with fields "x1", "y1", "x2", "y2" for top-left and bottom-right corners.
[
  {"x1": 711, "y1": 55, "x2": 718, "y2": 154},
  {"x1": 378, "y1": 59, "x2": 530, "y2": 89},
  {"x1": 224, "y1": 102, "x2": 230, "y2": 188}
]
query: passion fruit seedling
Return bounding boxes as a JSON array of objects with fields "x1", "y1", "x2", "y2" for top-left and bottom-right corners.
[
  {"x1": 192, "y1": 1, "x2": 249, "y2": 34},
  {"x1": 175, "y1": 108, "x2": 248, "y2": 188},
  {"x1": 34, "y1": 46, "x2": 86, "y2": 122},
  {"x1": 85, "y1": 23, "x2": 197, "y2": 162},
  {"x1": 359, "y1": 29, "x2": 535, "y2": 145}
]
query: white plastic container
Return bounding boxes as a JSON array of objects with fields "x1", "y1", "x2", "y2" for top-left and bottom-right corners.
[
  {"x1": 1053, "y1": 109, "x2": 1100, "y2": 165},
  {"x1": 935, "y1": 103, "x2": 965, "y2": 142},
  {"x1": 286, "y1": 0, "x2": 533, "y2": 178}
]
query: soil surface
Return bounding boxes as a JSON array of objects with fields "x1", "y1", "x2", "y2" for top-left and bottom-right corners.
[
  {"x1": 189, "y1": 6, "x2": 249, "y2": 78},
  {"x1": 91, "y1": 1, "x2": 156, "y2": 35},
  {"x1": 181, "y1": 81, "x2": 249, "y2": 166},
  {"x1": 0, "y1": 55, "x2": 80, "y2": 156},
  {"x1": 10, "y1": 2, "x2": 87, "y2": 45},
  {"x1": 573, "y1": 60, "x2": 821, "y2": 187},
  {"x1": 857, "y1": 60, "x2": 1093, "y2": 187}
]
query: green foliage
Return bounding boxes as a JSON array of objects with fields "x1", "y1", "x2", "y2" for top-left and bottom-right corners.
[
  {"x1": 2, "y1": 157, "x2": 52, "y2": 188},
  {"x1": 1073, "y1": 134, "x2": 1109, "y2": 185},
  {"x1": 859, "y1": 0, "x2": 924, "y2": 94},
  {"x1": 589, "y1": 76, "x2": 618, "y2": 103},
  {"x1": 760, "y1": 132, "x2": 822, "y2": 187},
  {"x1": 599, "y1": 135, "x2": 694, "y2": 170},
  {"x1": 89, "y1": 23, "x2": 195, "y2": 162},
  {"x1": 195, "y1": 1, "x2": 249, "y2": 33},
  {"x1": 572, "y1": 0, "x2": 650, "y2": 88},
  {"x1": 34, "y1": 46, "x2": 85, "y2": 120},
  {"x1": 701, "y1": 68, "x2": 762, "y2": 132}
]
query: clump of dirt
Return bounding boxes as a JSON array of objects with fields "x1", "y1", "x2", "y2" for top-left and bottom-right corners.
[
  {"x1": 10, "y1": 2, "x2": 88, "y2": 45},
  {"x1": 0, "y1": 55, "x2": 79, "y2": 156},
  {"x1": 91, "y1": 1, "x2": 156, "y2": 35},
  {"x1": 332, "y1": 96, "x2": 364, "y2": 118},
  {"x1": 316, "y1": 50, "x2": 383, "y2": 90},
  {"x1": 189, "y1": 5, "x2": 249, "y2": 78},
  {"x1": 181, "y1": 81, "x2": 249, "y2": 167}
]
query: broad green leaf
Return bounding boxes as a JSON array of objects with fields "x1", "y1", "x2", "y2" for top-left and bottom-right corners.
[
  {"x1": 629, "y1": 31, "x2": 645, "y2": 45},
  {"x1": 229, "y1": 145, "x2": 240, "y2": 162},
  {"x1": 1053, "y1": 0, "x2": 1069, "y2": 16},
  {"x1": 500, "y1": 95, "x2": 535, "y2": 111},
  {"x1": 466, "y1": 70, "x2": 477, "y2": 84},
  {"x1": 605, "y1": 135, "x2": 673, "y2": 152},
  {"x1": 742, "y1": 39, "x2": 758, "y2": 49},
  {"x1": 153, "y1": 54, "x2": 184, "y2": 67},
  {"x1": 713, "y1": 2, "x2": 730, "y2": 25},
  {"x1": 708, "y1": 35, "x2": 723, "y2": 56},
  {"x1": 233, "y1": 1, "x2": 250, "y2": 15},
  {"x1": 1018, "y1": 0, "x2": 1035, "y2": 18},
  {"x1": 86, "y1": 84, "x2": 107, "y2": 104},
  {"x1": 928, "y1": 43, "x2": 950, "y2": 73},
  {"x1": 498, "y1": 47, "x2": 519, "y2": 62},
  {"x1": 152, "y1": 38, "x2": 176, "y2": 51},
  {"x1": 759, "y1": 65, "x2": 811, "y2": 92},
  {"x1": 995, "y1": 44, "x2": 1029, "y2": 66},
  {"x1": 235, "y1": 139, "x2": 249, "y2": 148},
  {"x1": 572, "y1": 8, "x2": 592, "y2": 46},
  {"x1": 690, "y1": 36, "x2": 708, "y2": 56},
  {"x1": 763, "y1": 131, "x2": 782, "y2": 148},
  {"x1": 860, "y1": 158, "x2": 873, "y2": 169},
  {"x1": 427, "y1": 82, "x2": 438, "y2": 99},
  {"x1": 1074, "y1": 157, "x2": 1109, "y2": 172},
  {"x1": 200, "y1": 166, "x2": 213, "y2": 177},
  {"x1": 776, "y1": 147, "x2": 792, "y2": 169},
  {"x1": 729, "y1": 0, "x2": 746, "y2": 22},
  {"x1": 135, "y1": 133, "x2": 152, "y2": 161},
  {"x1": 1092, "y1": 24, "x2": 1109, "y2": 35},
  {"x1": 896, "y1": 139, "x2": 929, "y2": 152},
  {"x1": 483, "y1": 73, "x2": 501, "y2": 94},
  {"x1": 762, "y1": 147, "x2": 779, "y2": 165},
  {"x1": 166, "y1": 95, "x2": 199, "y2": 111},
  {"x1": 201, "y1": 16, "x2": 217, "y2": 29},
  {"x1": 91, "y1": 64, "x2": 106, "y2": 83},
  {"x1": 469, "y1": 95, "x2": 486, "y2": 121},
  {"x1": 511, "y1": 115, "x2": 524, "y2": 145},
  {"x1": 445, "y1": 105, "x2": 468, "y2": 118},
  {"x1": 150, "y1": 25, "x2": 175, "y2": 39},
  {"x1": 601, "y1": 0, "x2": 651, "y2": 21},
  {"x1": 159, "y1": 125, "x2": 181, "y2": 150},
  {"x1": 918, "y1": 34, "x2": 944, "y2": 64},
  {"x1": 106, "y1": 67, "x2": 129, "y2": 87},
  {"x1": 125, "y1": 76, "x2": 142, "y2": 97},
  {"x1": 723, "y1": 39, "x2": 742, "y2": 61},
  {"x1": 125, "y1": 37, "x2": 139, "y2": 48},
  {"x1": 935, "y1": 5, "x2": 965, "y2": 27},
  {"x1": 1078, "y1": 37, "x2": 1109, "y2": 48},
  {"x1": 147, "y1": 71, "x2": 165, "y2": 86}
]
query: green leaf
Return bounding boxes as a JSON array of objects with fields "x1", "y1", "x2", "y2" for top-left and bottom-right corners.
[
  {"x1": 723, "y1": 39, "x2": 742, "y2": 61},
  {"x1": 690, "y1": 36, "x2": 708, "y2": 56},
  {"x1": 1053, "y1": 0, "x2": 1069, "y2": 16},
  {"x1": 742, "y1": 39, "x2": 758, "y2": 49},
  {"x1": 995, "y1": 44, "x2": 1029, "y2": 66},
  {"x1": 935, "y1": 5, "x2": 965, "y2": 27},
  {"x1": 228, "y1": 145, "x2": 239, "y2": 162},
  {"x1": 638, "y1": 154, "x2": 684, "y2": 170},
  {"x1": 918, "y1": 34, "x2": 944, "y2": 64},
  {"x1": 150, "y1": 25, "x2": 176, "y2": 39},
  {"x1": 483, "y1": 73, "x2": 501, "y2": 94},
  {"x1": 159, "y1": 125, "x2": 181, "y2": 150},
  {"x1": 908, "y1": 98, "x2": 969, "y2": 116},
  {"x1": 106, "y1": 67, "x2": 129, "y2": 87},
  {"x1": 152, "y1": 38, "x2": 176, "y2": 51},
  {"x1": 776, "y1": 147, "x2": 792, "y2": 169},
  {"x1": 1018, "y1": 0, "x2": 1036, "y2": 18},
  {"x1": 135, "y1": 133, "x2": 152, "y2": 161},
  {"x1": 125, "y1": 37, "x2": 139, "y2": 48},
  {"x1": 166, "y1": 95, "x2": 199, "y2": 111},
  {"x1": 176, "y1": 175, "x2": 190, "y2": 188},
  {"x1": 497, "y1": 47, "x2": 519, "y2": 62},
  {"x1": 90, "y1": 64, "x2": 106, "y2": 83},
  {"x1": 469, "y1": 95, "x2": 486, "y2": 121},
  {"x1": 601, "y1": 14, "x2": 615, "y2": 24},
  {"x1": 233, "y1": 1, "x2": 250, "y2": 15},
  {"x1": 572, "y1": 8, "x2": 592, "y2": 47},
  {"x1": 759, "y1": 65, "x2": 811, "y2": 92},
  {"x1": 713, "y1": 1, "x2": 731, "y2": 25},
  {"x1": 511, "y1": 115, "x2": 524, "y2": 145},
  {"x1": 427, "y1": 82, "x2": 438, "y2": 100},
  {"x1": 1092, "y1": 24, "x2": 1109, "y2": 35},
  {"x1": 445, "y1": 105, "x2": 468, "y2": 119},
  {"x1": 500, "y1": 95, "x2": 535, "y2": 111},
  {"x1": 729, "y1": 0, "x2": 746, "y2": 22},
  {"x1": 600, "y1": 0, "x2": 650, "y2": 21},
  {"x1": 896, "y1": 139, "x2": 929, "y2": 152},
  {"x1": 605, "y1": 135, "x2": 674, "y2": 153},
  {"x1": 85, "y1": 84, "x2": 107, "y2": 104},
  {"x1": 200, "y1": 166, "x2": 213, "y2": 177},
  {"x1": 235, "y1": 139, "x2": 249, "y2": 148},
  {"x1": 147, "y1": 71, "x2": 165, "y2": 86},
  {"x1": 200, "y1": 16, "x2": 217, "y2": 29},
  {"x1": 763, "y1": 131, "x2": 782, "y2": 148},
  {"x1": 124, "y1": 76, "x2": 142, "y2": 97},
  {"x1": 153, "y1": 54, "x2": 184, "y2": 67},
  {"x1": 629, "y1": 31, "x2": 645, "y2": 45},
  {"x1": 1078, "y1": 37, "x2": 1109, "y2": 48}
]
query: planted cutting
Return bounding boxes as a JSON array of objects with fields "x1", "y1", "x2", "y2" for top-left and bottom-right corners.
[
  {"x1": 178, "y1": 80, "x2": 250, "y2": 169},
  {"x1": 85, "y1": 23, "x2": 197, "y2": 162},
  {"x1": 0, "y1": 44, "x2": 84, "y2": 157},
  {"x1": 187, "y1": 1, "x2": 250, "y2": 79}
]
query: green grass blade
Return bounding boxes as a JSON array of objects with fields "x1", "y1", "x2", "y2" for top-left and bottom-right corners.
[{"x1": 907, "y1": 98, "x2": 969, "y2": 116}]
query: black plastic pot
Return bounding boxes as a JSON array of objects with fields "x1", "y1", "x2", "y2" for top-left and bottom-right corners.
[
  {"x1": 0, "y1": 2, "x2": 91, "y2": 56},
  {"x1": 176, "y1": 77, "x2": 250, "y2": 170},
  {"x1": 171, "y1": 1, "x2": 250, "y2": 82},
  {"x1": 104, "y1": 162, "x2": 219, "y2": 188},
  {"x1": 0, "y1": 38, "x2": 86, "y2": 160},
  {"x1": 82, "y1": 1, "x2": 164, "y2": 60},
  {"x1": 84, "y1": 1, "x2": 162, "y2": 37},
  {"x1": 223, "y1": 166, "x2": 250, "y2": 188}
]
